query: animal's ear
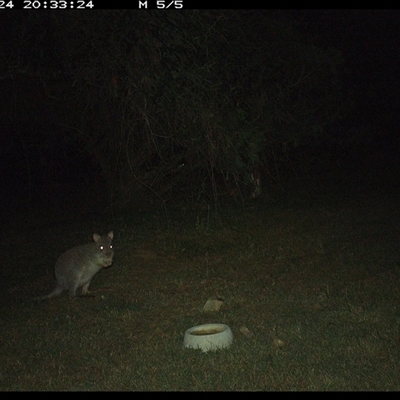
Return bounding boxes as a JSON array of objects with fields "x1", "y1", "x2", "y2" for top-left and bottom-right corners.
[
  {"x1": 107, "y1": 231, "x2": 114, "y2": 240},
  {"x1": 93, "y1": 233, "x2": 101, "y2": 242}
]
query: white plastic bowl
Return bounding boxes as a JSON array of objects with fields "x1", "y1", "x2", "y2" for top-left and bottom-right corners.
[{"x1": 183, "y1": 323, "x2": 233, "y2": 353}]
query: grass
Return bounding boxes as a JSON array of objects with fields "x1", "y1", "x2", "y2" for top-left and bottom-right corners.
[{"x1": 1, "y1": 166, "x2": 400, "y2": 390}]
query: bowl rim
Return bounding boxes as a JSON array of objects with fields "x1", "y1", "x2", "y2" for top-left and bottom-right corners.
[
  {"x1": 183, "y1": 323, "x2": 233, "y2": 352},
  {"x1": 185, "y1": 323, "x2": 231, "y2": 336}
]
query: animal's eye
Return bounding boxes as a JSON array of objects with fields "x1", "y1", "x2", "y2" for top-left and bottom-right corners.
[
  {"x1": 110, "y1": 245, "x2": 113, "y2": 250},
  {"x1": 100, "y1": 245, "x2": 104, "y2": 251}
]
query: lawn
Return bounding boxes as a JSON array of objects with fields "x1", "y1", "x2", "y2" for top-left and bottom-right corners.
[{"x1": 1, "y1": 163, "x2": 400, "y2": 390}]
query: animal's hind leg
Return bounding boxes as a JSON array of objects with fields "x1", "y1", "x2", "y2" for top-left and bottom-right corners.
[
  {"x1": 68, "y1": 281, "x2": 80, "y2": 298},
  {"x1": 81, "y1": 280, "x2": 95, "y2": 297}
]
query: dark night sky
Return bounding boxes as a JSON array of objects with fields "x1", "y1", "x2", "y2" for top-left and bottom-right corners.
[
  {"x1": 1, "y1": 10, "x2": 398, "y2": 128},
  {"x1": 296, "y1": 9, "x2": 400, "y2": 131},
  {"x1": 2, "y1": 9, "x2": 399, "y2": 128}
]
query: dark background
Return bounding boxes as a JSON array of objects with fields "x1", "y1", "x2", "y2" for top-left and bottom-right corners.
[{"x1": 1, "y1": 9, "x2": 399, "y2": 225}]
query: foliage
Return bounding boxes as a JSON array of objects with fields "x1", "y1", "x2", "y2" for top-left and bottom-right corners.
[{"x1": 4, "y1": 10, "x2": 348, "y2": 205}]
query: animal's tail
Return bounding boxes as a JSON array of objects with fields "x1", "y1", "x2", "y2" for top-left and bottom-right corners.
[{"x1": 35, "y1": 285, "x2": 64, "y2": 301}]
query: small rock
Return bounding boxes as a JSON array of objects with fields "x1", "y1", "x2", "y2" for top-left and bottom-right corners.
[{"x1": 240, "y1": 326, "x2": 254, "y2": 338}]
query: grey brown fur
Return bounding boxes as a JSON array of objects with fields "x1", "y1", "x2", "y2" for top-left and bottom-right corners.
[{"x1": 39, "y1": 231, "x2": 114, "y2": 299}]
